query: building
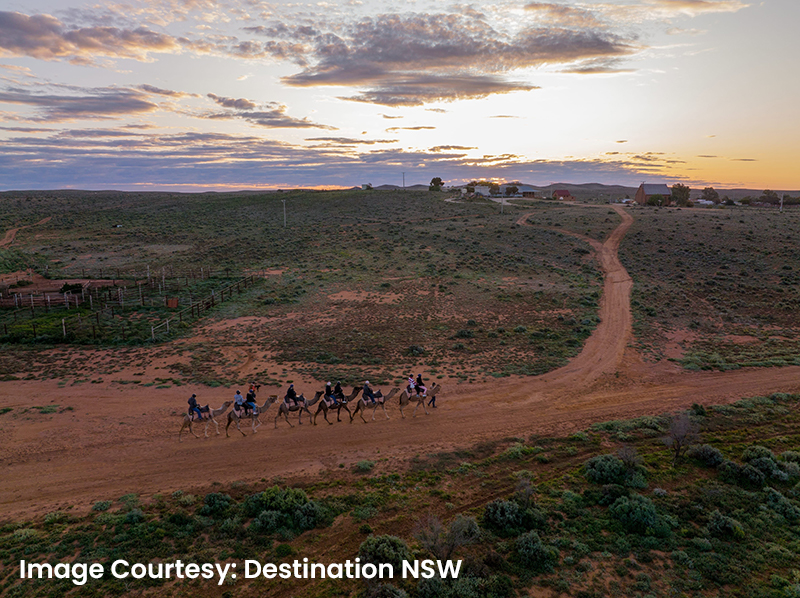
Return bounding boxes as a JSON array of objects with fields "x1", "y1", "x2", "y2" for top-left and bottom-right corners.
[
  {"x1": 474, "y1": 185, "x2": 492, "y2": 197},
  {"x1": 635, "y1": 183, "x2": 672, "y2": 206},
  {"x1": 553, "y1": 189, "x2": 573, "y2": 200}
]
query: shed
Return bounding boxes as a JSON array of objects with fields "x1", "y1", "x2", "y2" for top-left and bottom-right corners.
[{"x1": 635, "y1": 183, "x2": 672, "y2": 206}]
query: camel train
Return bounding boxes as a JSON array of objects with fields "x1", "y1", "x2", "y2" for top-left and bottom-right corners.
[{"x1": 179, "y1": 383, "x2": 441, "y2": 439}]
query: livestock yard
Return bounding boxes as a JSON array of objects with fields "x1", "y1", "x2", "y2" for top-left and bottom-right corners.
[{"x1": 2, "y1": 189, "x2": 800, "y2": 598}]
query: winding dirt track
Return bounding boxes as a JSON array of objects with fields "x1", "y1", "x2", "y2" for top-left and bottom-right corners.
[
  {"x1": 0, "y1": 216, "x2": 52, "y2": 248},
  {"x1": 2, "y1": 207, "x2": 799, "y2": 517}
]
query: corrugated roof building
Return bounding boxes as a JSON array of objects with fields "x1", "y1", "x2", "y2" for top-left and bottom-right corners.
[{"x1": 635, "y1": 183, "x2": 672, "y2": 205}]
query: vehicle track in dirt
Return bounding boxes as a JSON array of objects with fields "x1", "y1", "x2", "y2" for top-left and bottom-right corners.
[
  {"x1": 2, "y1": 206, "x2": 799, "y2": 517},
  {"x1": 0, "y1": 216, "x2": 52, "y2": 248}
]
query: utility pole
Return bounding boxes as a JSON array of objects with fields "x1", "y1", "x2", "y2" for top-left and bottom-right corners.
[
  {"x1": 402, "y1": 172, "x2": 405, "y2": 190},
  {"x1": 282, "y1": 199, "x2": 286, "y2": 227}
]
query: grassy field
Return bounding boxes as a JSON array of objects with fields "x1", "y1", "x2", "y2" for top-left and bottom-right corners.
[
  {"x1": 2, "y1": 393, "x2": 799, "y2": 597},
  {"x1": 618, "y1": 204, "x2": 800, "y2": 369},
  {"x1": 0, "y1": 190, "x2": 613, "y2": 383}
]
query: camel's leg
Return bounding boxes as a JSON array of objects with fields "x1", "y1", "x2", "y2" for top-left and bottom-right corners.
[
  {"x1": 313, "y1": 406, "x2": 319, "y2": 425},
  {"x1": 420, "y1": 398, "x2": 430, "y2": 415},
  {"x1": 188, "y1": 419, "x2": 200, "y2": 439},
  {"x1": 359, "y1": 403, "x2": 368, "y2": 424},
  {"x1": 412, "y1": 401, "x2": 419, "y2": 417},
  {"x1": 382, "y1": 403, "x2": 390, "y2": 420},
  {"x1": 179, "y1": 420, "x2": 188, "y2": 442},
  {"x1": 212, "y1": 418, "x2": 220, "y2": 435},
  {"x1": 225, "y1": 416, "x2": 232, "y2": 437},
  {"x1": 371, "y1": 403, "x2": 378, "y2": 421},
  {"x1": 235, "y1": 416, "x2": 247, "y2": 436},
  {"x1": 324, "y1": 408, "x2": 332, "y2": 425},
  {"x1": 349, "y1": 404, "x2": 359, "y2": 423}
]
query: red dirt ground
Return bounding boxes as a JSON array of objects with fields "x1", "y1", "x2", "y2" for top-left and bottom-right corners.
[{"x1": 1, "y1": 205, "x2": 799, "y2": 519}]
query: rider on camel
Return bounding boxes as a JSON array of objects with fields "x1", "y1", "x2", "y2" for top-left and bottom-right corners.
[
  {"x1": 416, "y1": 373, "x2": 427, "y2": 397},
  {"x1": 234, "y1": 390, "x2": 247, "y2": 415},
  {"x1": 245, "y1": 385, "x2": 258, "y2": 415},
  {"x1": 363, "y1": 380, "x2": 376, "y2": 404},
  {"x1": 334, "y1": 381, "x2": 345, "y2": 403},
  {"x1": 284, "y1": 384, "x2": 298, "y2": 406},
  {"x1": 407, "y1": 375, "x2": 416, "y2": 397},
  {"x1": 188, "y1": 394, "x2": 204, "y2": 420},
  {"x1": 324, "y1": 382, "x2": 337, "y2": 406}
]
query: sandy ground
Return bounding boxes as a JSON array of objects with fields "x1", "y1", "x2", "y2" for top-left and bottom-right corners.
[
  {"x1": 0, "y1": 216, "x2": 51, "y2": 248},
  {"x1": 1, "y1": 205, "x2": 799, "y2": 519}
]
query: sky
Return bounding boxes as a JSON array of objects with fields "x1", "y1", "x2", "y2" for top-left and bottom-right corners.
[{"x1": 1, "y1": 0, "x2": 798, "y2": 191}]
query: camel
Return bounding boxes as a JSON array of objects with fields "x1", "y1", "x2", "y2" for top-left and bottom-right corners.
[
  {"x1": 178, "y1": 401, "x2": 233, "y2": 442},
  {"x1": 313, "y1": 387, "x2": 361, "y2": 425},
  {"x1": 225, "y1": 396, "x2": 278, "y2": 437},
  {"x1": 398, "y1": 384, "x2": 441, "y2": 418},
  {"x1": 275, "y1": 391, "x2": 322, "y2": 428},
  {"x1": 350, "y1": 388, "x2": 400, "y2": 423}
]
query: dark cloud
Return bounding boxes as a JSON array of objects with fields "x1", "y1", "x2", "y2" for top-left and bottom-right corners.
[
  {"x1": 207, "y1": 93, "x2": 257, "y2": 109},
  {"x1": 344, "y1": 74, "x2": 538, "y2": 107},
  {"x1": 0, "y1": 11, "x2": 181, "y2": 63},
  {"x1": 138, "y1": 84, "x2": 195, "y2": 97},
  {"x1": 278, "y1": 13, "x2": 635, "y2": 105},
  {"x1": 204, "y1": 102, "x2": 336, "y2": 129},
  {"x1": 381, "y1": 114, "x2": 403, "y2": 119},
  {"x1": 0, "y1": 86, "x2": 158, "y2": 121}
]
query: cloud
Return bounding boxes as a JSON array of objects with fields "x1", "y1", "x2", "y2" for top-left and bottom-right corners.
[
  {"x1": 344, "y1": 74, "x2": 539, "y2": 107},
  {"x1": 138, "y1": 84, "x2": 195, "y2": 97},
  {"x1": 304, "y1": 136, "x2": 397, "y2": 145},
  {"x1": 385, "y1": 126, "x2": 436, "y2": 132},
  {"x1": 643, "y1": 0, "x2": 748, "y2": 17},
  {"x1": 0, "y1": 128, "x2": 704, "y2": 190},
  {"x1": 489, "y1": 115, "x2": 521, "y2": 119},
  {"x1": 0, "y1": 86, "x2": 159, "y2": 121},
  {"x1": 381, "y1": 113, "x2": 403, "y2": 119},
  {"x1": 278, "y1": 12, "x2": 636, "y2": 105},
  {"x1": 429, "y1": 145, "x2": 476, "y2": 152},
  {"x1": 524, "y1": 3, "x2": 606, "y2": 28},
  {"x1": 0, "y1": 11, "x2": 182, "y2": 63},
  {"x1": 207, "y1": 92, "x2": 257, "y2": 109},
  {"x1": 203, "y1": 102, "x2": 336, "y2": 129},
  {"x1": 616, "y1": 140, "x2": 628, "y2": 143}
]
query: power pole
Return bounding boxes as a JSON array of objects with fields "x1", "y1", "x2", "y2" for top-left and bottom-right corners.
[{"x1": 402, "y1": 172, "x2": 405, "y2": 190}]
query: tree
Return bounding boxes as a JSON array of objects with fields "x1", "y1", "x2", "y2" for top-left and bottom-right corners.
[
  {"x1": 489, "y1": 183, "x2": 500, "y2": 196},
  {"x1": 662, "y1": 412, "x2": 700, "y2": 466},
  {"x1": 761, "y1": 189, "x2": 779, "y2": 204},
  {"x1": 429, "y1": 177, "x2": 443, "y2": 192},
  {"x1": 672, "y1": 183, "x2": 691, "y2": 207},
  {"x1": 505, "y1": 185, "x2": 518, "y2": 197},
  {"x1": 647, "y1": 194, "x2": 664, "y2": 206},
  {"x1": 701, "y1": 187, "x2": 720, "y2": 204}
]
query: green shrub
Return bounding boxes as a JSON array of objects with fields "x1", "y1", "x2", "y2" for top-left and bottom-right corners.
[
  {"x1": 358, "y1": 535, "x2": 411, "y2": 570},
  {"x1": 455, "y1": 329, "x2": 475, "y2": 339},
  {"x1": 356, "y1": 460, "x2": 376, "y2": 473},
  {"x1": 124, "y1": 508, "x2": 145, "y2": 524},
  {"x1": 687, "y1": 444, "x2": 725, "y2": 467},
  {"x1": 516, "y1": 531, "x2": 558, "y2": 572},
  {"x1": 764, "y1": 487, "x2": 800, "y2": 522},
  {"x1": 92, "y1": 500, "x2": 112, "y2": 512},
  {"x1": 482, "y1": 499, "x2": 523, "y2": 537},
  {"x1": 584, "y1": 455, "x2": 626, "y2": 485},
  {"x1": 200, "y1": 493, "x2": 232, "y2": 518},
  {"x1": 609, "y1": 495, "x2": 658, "y2": 534},
  {"x1": 742, "y1": 445, "x2": 777, "y2": 463},
  {"x1": 707, "y1": 510, "x2": 745, "y2": 540},
  {"x1": 275, "y1": 543, "x2": 294, "y2": 558}
]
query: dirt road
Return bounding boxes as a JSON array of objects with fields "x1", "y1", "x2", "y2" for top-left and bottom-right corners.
[
  {"x1": 0, "y1": 216, "x2": 52, "y2": 248},
  {"x1": 1, "y1": 206, "x2": 798, "y2": 518}
]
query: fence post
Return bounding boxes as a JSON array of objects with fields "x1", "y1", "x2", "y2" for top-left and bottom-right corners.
[
  {"x1": 166, "y1": 319, "x2": 169, "y2": 334},
  {"x1": 151, "y1": 326, "x2": 155, "y2": 341},
  {"x1": 62, "y1": 318, "x2": 66, "y2": 339},
  {"x1": 32, "y1": 322, "x2": 37, "y2": 337}
]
